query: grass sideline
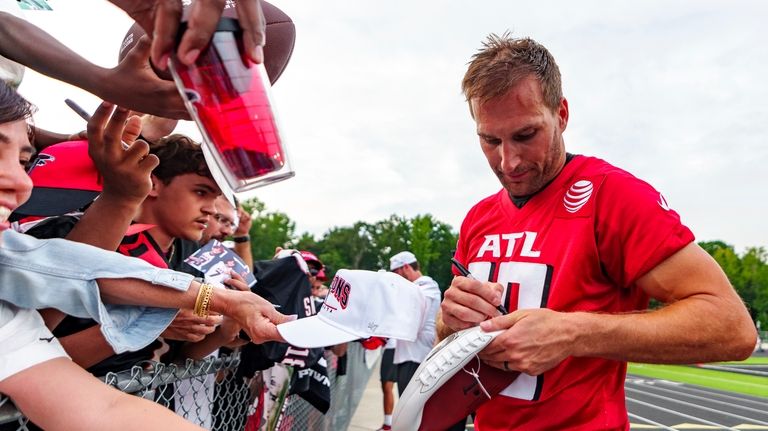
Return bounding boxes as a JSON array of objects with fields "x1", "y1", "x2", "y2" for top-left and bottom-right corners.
[{"x1": 627, "y1": 362, "x2": 768, "y2": 398}]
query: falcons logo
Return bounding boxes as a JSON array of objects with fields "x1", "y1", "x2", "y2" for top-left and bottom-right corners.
[{"x1": 26, "y1": 153, "x2": 55, "y2": 175}]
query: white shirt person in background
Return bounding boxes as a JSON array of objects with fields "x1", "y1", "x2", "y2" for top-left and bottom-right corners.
[{"x1": 388, "y1": 251, "x2": 441, "y2": 395}]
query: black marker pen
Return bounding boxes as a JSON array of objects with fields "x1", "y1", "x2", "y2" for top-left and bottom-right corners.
[{"x1": 450, "y1": 258, "x2": 508, "y2": 315}]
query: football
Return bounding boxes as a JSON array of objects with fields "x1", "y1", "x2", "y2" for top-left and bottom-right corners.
[
  {"x1": 117, "y1": 0, "x2": 296, "y2": 85},
  {"x1": 392, "y1": 327, "x2": 519, "y2": 431}
]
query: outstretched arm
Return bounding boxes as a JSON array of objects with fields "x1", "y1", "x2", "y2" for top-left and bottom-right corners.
[
  {"x1": 97, "y1": 277, "x2": 289, "y2": 344},
  {"x1": 0, "y1": 12, "x2": 187, "y2": 119},
  {"x1": 0, "y1": 230, "x2": 288, "y2": 347}
]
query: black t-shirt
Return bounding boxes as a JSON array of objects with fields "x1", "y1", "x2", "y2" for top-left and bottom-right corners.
[
  {"x1": 238, "y1": 257, "x2": 323, "y2": 377},
  {"x1": 170, "y1": 238, "x2": 204, "y2": 279}
]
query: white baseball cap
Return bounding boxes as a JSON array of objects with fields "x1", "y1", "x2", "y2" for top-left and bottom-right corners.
[
  {"x1": 277, "y1": 269, "x2": 426, "y2": 348},
  {"x1": 390, "y1": 251, "x2": 417, "y2": 271}
]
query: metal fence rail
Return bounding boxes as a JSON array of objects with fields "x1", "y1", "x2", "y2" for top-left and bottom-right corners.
[{"x1": 0, "y1": 343, "x2": 376, "y2": 431}]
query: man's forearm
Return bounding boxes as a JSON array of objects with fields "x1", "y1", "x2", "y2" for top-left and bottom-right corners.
[
  {"x1": 97, "y1": 278, "x2": 236, "y2": 318},
  {"x1": 32, "y1": 127, "x2": 74, "y2": 152},
  {"x1": 567, "y1": 294, "x2": 756, "y2": 364},
  {"x1": 567, "y1": 245, "x2": 757, "y2": 364},
  {"x1": 0, "y1": 12, "x2": 107, "y2": 96}
]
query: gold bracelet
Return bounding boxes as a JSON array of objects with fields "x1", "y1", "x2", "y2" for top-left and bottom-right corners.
[
  {"x1": 200, "y1": 284, "x2": 214, "y2": 317},
  {"x1": 197, "y1": 284, "x2": 213, "y2": 317},
  {"x1": 194, "y1": 283, "x2": 214, "y2": 317},
  {"x1": 193, "y1": 283, "x2": 206, "y2": 315}
]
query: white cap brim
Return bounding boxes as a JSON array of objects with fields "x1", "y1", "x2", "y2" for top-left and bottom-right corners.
[{"x1": 277, "y1": 315, "x2": 366, "y2": 348}]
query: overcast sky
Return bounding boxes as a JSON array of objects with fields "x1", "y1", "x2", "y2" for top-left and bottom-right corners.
[{"x1": 16, "y1": 0, "x2": 768, "y2": 252}]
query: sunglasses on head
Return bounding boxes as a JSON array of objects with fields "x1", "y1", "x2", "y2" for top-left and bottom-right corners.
[{"x1": 308, "y1": 268, "x2": 320, "y2": 276}]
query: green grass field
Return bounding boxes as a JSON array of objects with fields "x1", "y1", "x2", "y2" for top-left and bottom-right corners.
[
  {"x1": 721, "y1": 356, "x2": 768, "y2": 365},
  {"x1": 627, "y1": 360, "x2": 768, "y2": 398}
]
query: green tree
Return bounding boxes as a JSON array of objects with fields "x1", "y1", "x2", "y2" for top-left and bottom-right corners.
[
  {"x1": 294, "y1": 232, "x2": 319, "y2": 253},
  {"x1": 699, "y1": 240, "x2": 767, "y2": 325},
  {"x1": 368, "y1": 215, "x2": 410, "y2": 270},
  {"x1": 739, "y1": 247, "x2": 768, "y2": 324},
  {"x1": 367, "y1": 214, "x2": 458, "y2": 291},
  {"x1": 425, "y1": 218, "x2": 459, "y2": 291},
  {"x1": 241, "y1": 198, "x2": 295, "y2": 260},
  {"x1": 316, "y1": 222, "x2": 377, "y2": 272}
]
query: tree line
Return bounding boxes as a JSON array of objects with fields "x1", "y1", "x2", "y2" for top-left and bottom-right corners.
[
  {"x1": 242, "y1": 198, "x2": 766, "y2": 328},
  {"x1": 699, "y1": 241, "x2": 767, "y2": 328},
  {"x1": 241, "y1": 198, "x2": 458, "y2": 290}
]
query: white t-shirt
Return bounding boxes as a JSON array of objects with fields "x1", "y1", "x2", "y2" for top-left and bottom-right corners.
[
  {"x1": 394, "y1": 275, "x2": 441, "y2": 364},
  {"x1": 0, "y1": 301, "x2": 68, "y2": 382}
]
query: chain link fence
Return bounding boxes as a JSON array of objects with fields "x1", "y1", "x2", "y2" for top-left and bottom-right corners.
[
  {"x1": 0, "y1": 343, "x2": 376, "y2": 431},
  {"x1": 279, "y1": 343, "x2": 375, "y2": 431}
]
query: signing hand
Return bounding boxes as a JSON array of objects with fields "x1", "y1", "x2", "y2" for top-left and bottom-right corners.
[
  {"x1": 478, "y1": 308, "x2": 576, "y2": 376},
  {"x1": 440, "y1": 275, "x2": 505, "y2": 332}
]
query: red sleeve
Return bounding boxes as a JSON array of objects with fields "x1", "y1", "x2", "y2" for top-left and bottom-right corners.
[{"x1": 594, "y1": 172, "x2": 694, "y2": 288}]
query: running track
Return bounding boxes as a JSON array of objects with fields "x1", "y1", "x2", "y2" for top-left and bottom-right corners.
[{"x1": 626, "y1": 373, "x2": 768, "y2": 430}]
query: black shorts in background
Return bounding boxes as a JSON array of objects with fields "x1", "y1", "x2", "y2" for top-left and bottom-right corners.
[{"x1": 380, "y1": 348, "x2": 397, "y2": 382}]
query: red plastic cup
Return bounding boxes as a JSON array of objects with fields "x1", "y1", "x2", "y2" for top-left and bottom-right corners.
[{"x1": 168, "y1": 18, "x2": 293, "y2": 193}]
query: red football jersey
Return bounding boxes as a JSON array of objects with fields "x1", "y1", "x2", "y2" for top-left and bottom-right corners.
[{"x1": 454, "y1": 155, "x2": 694, "y2": 431}]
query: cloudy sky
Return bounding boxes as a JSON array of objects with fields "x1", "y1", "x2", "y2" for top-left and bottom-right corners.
[{"x1": 16, "y1": 0, "x2": 768, "y2": 252}]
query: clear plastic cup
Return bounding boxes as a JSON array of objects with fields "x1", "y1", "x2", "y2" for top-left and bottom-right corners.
[{"x1": 169, "y1": 18, "x2": 294, "y2": 193}]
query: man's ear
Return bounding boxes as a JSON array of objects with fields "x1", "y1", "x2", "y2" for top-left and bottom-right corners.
[
  {"x1": 148, "y1": 174, "x2": 162, "y2": 197},
  {"x1": 558, "y1": 97, "x2": 569, "y2": 131}
]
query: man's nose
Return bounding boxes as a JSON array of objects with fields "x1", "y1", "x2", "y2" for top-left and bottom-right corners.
[
  {"x1": 499, "y1": 142, "x2": 522, "y2": 173},
  {"x1": 202, "y1": 200, "x2": 216, "y2": 216}
]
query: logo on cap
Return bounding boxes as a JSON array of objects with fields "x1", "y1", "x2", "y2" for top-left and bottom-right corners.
[
  {"x1": 27, "y1": 154, "x2": 54, "y2": 174},
  {"x1": 563, "y1": 180, "x2": 593, "y2": 213},
  {"x1": 328, "y1": 275, "x2": 351, "y2": 310}
]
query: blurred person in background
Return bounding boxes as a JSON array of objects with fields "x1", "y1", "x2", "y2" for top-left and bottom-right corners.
[{"x1": 388, "y1": 251, "x2": 441, "y2": 395}]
